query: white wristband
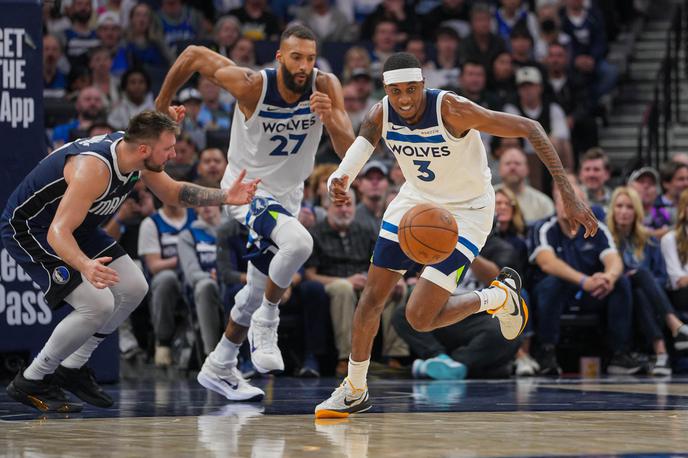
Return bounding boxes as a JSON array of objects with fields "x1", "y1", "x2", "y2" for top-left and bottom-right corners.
[{"x1": 327, "y1": 136, "x2": 375, "y2": 192}]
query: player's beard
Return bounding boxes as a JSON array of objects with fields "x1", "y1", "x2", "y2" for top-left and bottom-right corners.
[
  {"x1": 144, "y1": 157, "x2": 164, "y2": 173},
  {"x1": 282, "y1": 66, "x2": 313, "y2": 94}
]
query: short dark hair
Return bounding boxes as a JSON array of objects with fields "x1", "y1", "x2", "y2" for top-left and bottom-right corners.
[
  {"x1": 470, "y1": 2, "x2": 492, "y2": 19},
  {"x1": 660, "y1": 160, "x2": 688, "y2": 183},
  {"x1": 383, "y1": 52, "x2": 421, "y2": 73},
  {"x1": 510, "y1": 24, "x2": 532, "y2": 41},
  {"x1": 460, "y1": 59, "x2": 485, "y2": 73},
  {"x1": 199, "y1": 147, "x2": 228, "y2": 163},
  {"x1": 281, "y1": 25, "x2": 316, "y2": 43},
  {"x1": 120, "y1": 67, "x2": 151, "y2": 92},
  {"x1": 124, "y1": 111, "x2": 178, "y2": 143},
  {"x1": 580, "y1": 147, "x2": 610, "y2": 171},
  {"x1": 434, "y1": 26, "x2": 459, "y2": 42}
]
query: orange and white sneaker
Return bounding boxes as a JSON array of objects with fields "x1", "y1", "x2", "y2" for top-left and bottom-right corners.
[
  {"x1": 314, "y1": 378, "x2": 372, "y2": 419},
  {"x1": 486, "y1": 267, "x2": 528, "y2": 340}
]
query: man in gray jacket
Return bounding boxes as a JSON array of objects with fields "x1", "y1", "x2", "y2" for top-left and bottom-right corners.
[{"x1": 178, "y1": 205, "x2": 224, "y2": 355}]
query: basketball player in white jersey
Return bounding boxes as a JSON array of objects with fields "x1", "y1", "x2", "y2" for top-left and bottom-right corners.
[
  {"x1": 316, "y1": 53, "x2": 599, "y2": 418},
  {"x1": 156, "y1": 26, "x2": 355, "y2": 401}
]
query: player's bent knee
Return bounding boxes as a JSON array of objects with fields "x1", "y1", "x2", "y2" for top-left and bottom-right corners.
[
  {"x1": 129, "y1": 269, "x2": 149, "y2": 304},
  {"x1": 405, "y1": 305, "x2": 434, "y2": 333},
  {"x1": 66, "y1": 281, "x2": 116, "y2": 325}
]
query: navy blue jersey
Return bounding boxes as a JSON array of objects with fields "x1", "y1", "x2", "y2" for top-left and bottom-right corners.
[
  {"x1": 151, "y1": 208, "x2": 196, "y2": 259},
  {"x1": 1, "y1": 132, "x2": 139, "y2": 239},
  {"x1": 190, "y1": 227, "x2": 217, "y2": 272}
]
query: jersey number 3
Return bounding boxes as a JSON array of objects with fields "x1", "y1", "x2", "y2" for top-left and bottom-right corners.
[
  {"x1": 413, "y1": 160, "x2": 436, "y2": 182},
  {"x1": 269, "y1": 134, "x2": 306, "y2": 156}
]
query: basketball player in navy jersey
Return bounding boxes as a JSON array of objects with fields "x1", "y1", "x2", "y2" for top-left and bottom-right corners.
[
  {"x1": 156, "y1": 25, "x2": 355, "y2": 400},
  {"x1": 0, "y1": 110, "x2": 259, "y2": 412},
  {"x1": 316, "y1": 53, "x2": 599, "y2": 418}
]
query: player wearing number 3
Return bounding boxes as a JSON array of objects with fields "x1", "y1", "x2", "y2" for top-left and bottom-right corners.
[
  {"x1": 316, "y1": 52, "x2": 599, "y2": 418},
  {"x1": 156, "y1": 26, "x2": 355, "y2": 401}
]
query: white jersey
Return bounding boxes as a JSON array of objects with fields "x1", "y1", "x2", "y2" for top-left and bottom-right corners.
[
  {"x1": 382, "y1": 89, "x2": 492, "y2": 204},
  {"x1": 221, "y1": 68, "x2": 323, "y2": 202}
]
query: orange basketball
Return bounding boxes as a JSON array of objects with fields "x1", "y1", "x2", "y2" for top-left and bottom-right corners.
[{"x1": 398, "y1": 203, "x2": 458, "y2": 265}]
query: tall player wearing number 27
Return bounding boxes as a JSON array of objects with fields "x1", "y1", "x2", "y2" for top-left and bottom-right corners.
[{"x1": 156, "y1": 25, "x2": 355, "y2": 401}]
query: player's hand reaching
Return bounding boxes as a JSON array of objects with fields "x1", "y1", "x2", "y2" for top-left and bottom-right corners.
[
  {"x1": 562, "y1": 192, "x2": 598, "y2": 238},
  {"x1": 83, "y1": 257, "x2": 120, "y2": 289},
  {"x1": 310, "y1": 91, "x2": 333, "y2": 122},
  {"x1": 167, "y1": 105, "x2": 186, "y2": 123},
  {"x1": 225, "y1": 169, "x2": 260, "y2": 205},
  {"x1": 328, "y1": 175, "x2": 350, "y2": 206}
]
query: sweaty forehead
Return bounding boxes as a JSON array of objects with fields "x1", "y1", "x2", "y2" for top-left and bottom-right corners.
[{"x1": 281, "y1": 37, "x2": 316, "y2": 56}]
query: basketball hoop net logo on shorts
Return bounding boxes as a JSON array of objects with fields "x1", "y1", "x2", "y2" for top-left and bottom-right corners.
[{"x1": 52, "y1": 266, "x2": 70, "y2": 285}]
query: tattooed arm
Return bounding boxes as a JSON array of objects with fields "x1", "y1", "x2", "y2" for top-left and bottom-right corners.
[
  {"x1": 442, "y1": 94, "x2": 598, "y2": 237},
  {"x1": 142, "y1": 169, "x2": 260, "y2": 207}
]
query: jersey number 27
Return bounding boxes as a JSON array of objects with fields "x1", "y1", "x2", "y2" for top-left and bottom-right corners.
[{"x1": 269, "y1": 134, "x2": 306, "y2": 156}]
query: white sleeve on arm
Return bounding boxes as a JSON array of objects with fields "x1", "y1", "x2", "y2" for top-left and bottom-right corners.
[
  {"x1": 138, "y1": 216, "x2": 161, "y2": 257},
  {"x1": 661, "y1": 232, "x2": 687, "y2": 289},
  {"x1": 328, "y1": 136, "x2": 375, "y2": 191}
]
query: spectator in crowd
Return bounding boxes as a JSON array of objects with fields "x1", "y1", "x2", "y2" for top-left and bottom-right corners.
[
  {"x1": 43, "y1": 34, "x2": 67, "y2": 99},
  {"x1": 156, "y1": 0, "x2": 207, "y2": 47},
  {"x1": 404, "y1": 37, "x2": 435, "y2": 74},
  {"x1": 308, "y1": 163, "x2": 338, "y2": 222},
  {"x1": 579, "y1": 147, "x2": 612, "y2": 209},
  {"x1": 63, "y1": 0, "x2": 100, "y2": 68},
  {"x1": 342, "y1": 46, "x2": 372, "y2": 83},
  {"x1": 343, "y1": 82, "x2": 367, "y2": 133},
  {"x1": 530, "y1": 180, "x2": 640, "y2": 375},
  {"x1": 95, "y1": 12, "x2": 125, "y2": 75},
  {"x1": 355, "y1": 161, "x2": 389, "y2": 235},
  {"x1": 107, "y1": 68, "x2": 156, "y2": 130},
  {"x1": 496, "y1": 146, "x2": 555, "y2": 224},
  {"x1": 337, "y1": 0, "x2": 384, "y2": 24},
  {"x1": 348, "y1": 69, "x2": 377, "y2": 110},
  {"x1": 389, "y1": 162, "x2": 405, "y2": 190},
  {"x1": 178, "y1": 204, "x2": 224, "y2": 356},
  {"x1": 450, "y1": 60, "x2": 501, "y2": 110},
  {"x1": 361, "y1": 0, "x2": 416, "y2": 42},
  {"x1": 420, "y1": 0, "x2": 471, "y2": 40},
  {"x1": 197, "y1": 76, "x2": 233, "y2": 130},
  {"x1": 138, "y1": 203, "x2": 197, "y2": 367},
  {"x1": 424, "y1": 27, "x2": 461, "y2": 90},
  {"x1": 89, "y1": 47, "x2": 121, "y2": 109},
  {"x1": 672, "y1": 152, "x2": 688, "y2": 166},
  {"x1": 177, "y1": 87, "x2": 207, "y2": 150},
  {"x1": 166, "y1": 133, "x2": 199, "y2": 182},
  {"x1": 96, "y1": 0, "x2": 129, "y2": 20},
  {"x1": 120, "y1": 3, "x2": 172, "y2": 74},
  {"x1": 196, "y1": 147, "x2": 228, "y2": 187},
  {"x1": 294, "y1": 0, "x2": 354, "y2": 42},
  {"x1": 493, "y1": 0, "x2": 539, "y2": 51},
  {"x1": 560, "y1": 0, "x2": 618, "y2": 102},
  {"x1": 395, "y1": 234, "x2": 522, "y2": 380},
  {"x1": 533, "y1": 1, "x2": 571, "y2": 59},
  {"x1": 508, "y1": 25, "x2": 542, "y2": 74},
  {"x1": 628, "y1": 167, "x2": 671, "y2": 238},
  {"x1": 607, "y1": 187, "x2": 688, "y2": 375},
  {"x1": 87, "y1": 121, "x2": 115, "y2": 137},
  {"x1": 229, "y1": 36, "x2": 258, "y2": 69},
  {"x1": 369, "y1": 20, "x2": 399, "y2": 79},
  {"x1": 213, "y1": 15, "x2": 242, "y2": 57},
  {"x1": 661, "y1": 189, "x2": 688, "y2": 311},
  {"x1": 459, "y1": 3, "x2": 506, "y2": 74},
  {"x1": 656, "y1": 161, "x2": 688, "y2": 226},
  {"x1": 305, "y1": 189, "x2": 408, "y2": 376},
  {"x1": 52, "y1": 86, "x2": 105, "y2": 147},
  {"x1": 229, "y1": 0, "x2": 282, "y2": 41},
  {"x1": 544, "y1": 42, "x2": 597, "y2": 157},
  {"x1": 494, "y1": 187, "x2": 528, "y2": 267},
  {"x1": 487, "y1": 51, "x2": 516, "y2": 104},
  {"x1": 503, "y1": 66, "x2": 573, "y2": 187}
]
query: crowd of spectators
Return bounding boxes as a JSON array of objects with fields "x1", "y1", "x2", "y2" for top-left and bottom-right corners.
[{"x1": 38, "y1": 0, "x2": 688, "y2": 378}]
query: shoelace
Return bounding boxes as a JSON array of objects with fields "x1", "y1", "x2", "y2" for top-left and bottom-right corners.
[{"x1": 255, "y1": 322, "x2": 279, "y2": 354}]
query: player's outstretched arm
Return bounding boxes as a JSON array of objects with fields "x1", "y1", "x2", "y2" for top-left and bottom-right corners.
[
  {"x1": 141, "y1": 169, "x2": 260, "y2": 207},
  {"x1": 48, "y1": 156, "x2": 120, "y2": 289},
  {"x1": 311, "y1": 72, "x2": 356, "y2": 158},
  {"x1": 442, "y1": 95, "x2": 598, "y2": 237},
  {"x1": 327, "y1": 103, "x2": 383, "y2": 206},
  {"x1": 155, "y1": 45, "x2": 258, "y2": 113}
]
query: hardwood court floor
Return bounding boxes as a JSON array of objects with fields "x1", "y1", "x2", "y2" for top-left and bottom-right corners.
[{"x1": 2, "y1": 376, "x2": 688, "y2": 457}]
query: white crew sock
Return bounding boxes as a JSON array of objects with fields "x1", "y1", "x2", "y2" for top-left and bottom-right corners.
[
  {"x1": 210, "y1": 335, "x2": 241, "y2": 367},
  {"x1": 474, "y1": 286, "x2": 507, "y2": 313},
  {"x1": 347, "y1": 356, "x2": 370, "y2": 389}
]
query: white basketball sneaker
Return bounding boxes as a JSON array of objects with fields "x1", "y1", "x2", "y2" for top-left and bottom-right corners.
[
  {"x1": 315, "y1": 378, "x2": 372, "y2": 419},
  {"x1": 486, "y1": 267, "x2": 528, "y2": 341},
  {"x1": 248, "y1": 315, "x2": 285, "y2": 374},
  {"x1": 197, "y1": 354, "x2": 264, "y2": 402}
]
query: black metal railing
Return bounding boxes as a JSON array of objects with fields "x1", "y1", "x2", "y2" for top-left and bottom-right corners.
[{"x1": 632, "y1": 2, "x2": 686, "y2": 174}]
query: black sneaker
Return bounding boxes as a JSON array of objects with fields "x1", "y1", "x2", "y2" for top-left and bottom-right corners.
[
  {"x1": 6, "y1": 371, "x2": 83, "y2": 413},
  {"x1": 607, "y1": 353, "x2": 642, "y2": 375},
  {"x1": 53, "y1": 365, "x2": 113, "y2": 408},
  {"x1": 674, "y1": 326, "x2": 688, "y2": 352},
  {"x1": 538, "y1": 345, "x2": 562, "y2": 376}
]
